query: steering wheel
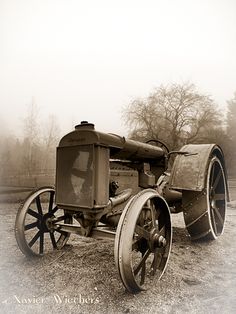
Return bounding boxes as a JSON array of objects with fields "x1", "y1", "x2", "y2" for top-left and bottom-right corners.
[{"x1": 145, "y1": 139, "x2": 169, "y2": 155}]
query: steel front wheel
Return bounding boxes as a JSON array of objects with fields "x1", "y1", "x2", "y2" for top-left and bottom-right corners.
[
  {"x1": 15, "y1": 187, "x2": 72, "y2": 257},
  {"x1": 114, "y1": 189, "x2": 172, "y2": 293},
  {"x1": 183, "y1": 156, "x2": 227, "y2": 240}
]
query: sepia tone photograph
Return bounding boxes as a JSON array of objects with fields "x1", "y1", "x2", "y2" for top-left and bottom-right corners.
[{"x1": 0, "y1": 0, "x2": 236, "y2": 313}]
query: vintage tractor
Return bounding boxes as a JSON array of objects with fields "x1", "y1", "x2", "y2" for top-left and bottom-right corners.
[{"x1": 15, "y1": 121, "x2": 229, "y2": 293}]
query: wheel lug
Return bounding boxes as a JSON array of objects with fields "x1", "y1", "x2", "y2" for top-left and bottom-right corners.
[
  {"x1": 152, "y1": 233, "x2": 167, "y2": 248},
  {"x1": 157, "y1": 235, "x2": 166, "y2": 247}
]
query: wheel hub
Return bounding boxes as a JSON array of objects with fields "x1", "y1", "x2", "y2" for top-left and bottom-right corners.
[
  {"x1": 149, "y1": 228, "x2": 166, "y2": 251},
  {"x1": 39, "y1": 213, "x2": 55, "y2": 233}
]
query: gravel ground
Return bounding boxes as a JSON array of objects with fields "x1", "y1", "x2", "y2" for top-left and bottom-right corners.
[{"x1": 0, "y1": 200, "x2": 236, "y2": 314}]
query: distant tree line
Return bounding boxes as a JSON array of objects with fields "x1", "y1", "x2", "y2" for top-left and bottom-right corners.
[
  {"x1": 0, "y1": 83, "x2": 236, "y2": 187},
  {"x1": 123, "y1": 82, "x2": 236, "y2": 176},
  {"x1": 0, "y1": 104, "x2": 61, "y2": 184}
]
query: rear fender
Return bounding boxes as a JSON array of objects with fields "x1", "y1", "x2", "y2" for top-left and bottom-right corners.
[{"x1": 169, "y1": 144, "x2": 229, "y2": 201}]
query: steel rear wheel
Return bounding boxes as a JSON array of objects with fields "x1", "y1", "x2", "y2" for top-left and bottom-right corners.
[
  {"x1": 15, "y1": 187, "x2": 72, "y2": 257},
  {"x1": 114, "y1": 189, "x2": 172, "y2": 293},
  {"x1": 183, "y1": 156, "x2": 227, "y2": 240}
]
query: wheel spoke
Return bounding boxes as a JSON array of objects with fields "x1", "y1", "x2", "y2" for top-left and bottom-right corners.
[
  {"x1": 132, "y1": 237, "x2": 140, "y2": 251},
  {"x1": 50, "y1": 206, "x2": 59, "y2": 214},
  {"x1": 150, "y1": 203, "x2": 157, "y2": 228},
  {"x1": 158, "y1": 225, "x2": 166, "y2": 237},
  {"x1": 213, "y1": 169, "x2": 222, "y2": 190},
  {"x1": 210, "y1": 207, "x2": 217, "y2": 233},
  {"x1": 36, "y1": 196, "x2": 43, "y2": 215},
  {"x1": 25, "y1": 221, "x2": 38, "y2": 231},
  {"x1": 151, "y1": 253, "x2": 158, "y2": 275},
  {"x1": 28, "y1": 230, "x2": 41, "y2": 248},
  {"x1": 55, "y1": 229, "x2": 68, "y2": 236},
  {"x1": 155, "y1": 207, "x2": 161, "y2": 220},
  {"x1": 213, "y1": 193, "x2": 225, "y2": 201},
  {"x1": 210, "y1": 162, "x2": 216, "y2": 187},
  {"x1": 50, "y1": 232, "x2": 57, "y2": 248},
  {"x1": 134, "y1": 249, "x2": 151, "y2": 276},
  {"x1": 28, "y1": 208, "x2": 41, "y2": 220},
  {"x1": 135, "y1": 225, "x2": 150, "y2": 240},
  {"x1": 140, "y1": 258, "x2": 146, "y2": 285},
  {"x1": 151, "y1": 252, "x2": 162, "y2": 275},
  {"x1": 39, "y1": 232, "x2": 44, "y2": 254},
  {"x1": 48, "y1": 191, "x2": 55, "y2": 212},
  {"x1": 132, "y1": 237, "x2": 148, "y2": 251},
  {"x1": 212, "y1": 206, "x2": 224, "y2": 226}
]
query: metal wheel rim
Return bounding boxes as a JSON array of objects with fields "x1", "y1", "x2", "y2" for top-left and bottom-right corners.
[
  {"x1": 115, "y1": 189, "x2": 172, "y2": 293},
  {"x1": 15, "y1": 187, "x2": 72, "y2": 257},
  {"x1": 206, "y1": 156, "x2": 226, "y2": 239},
  {"x1": 182, "y1": 154, "x2": 227, "y2": 241}
]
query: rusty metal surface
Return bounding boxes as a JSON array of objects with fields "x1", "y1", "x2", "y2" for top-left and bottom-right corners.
[
  {"x1": 54, "y1": 223, "x2": 116, "y2": 240},
  {"x1": 169, "y1": 144, "x2": 221, "y2": 191},
  {"x1": 110, "y1": 168, "x2": 139, "y2": 195},
  {"x1": 182, "y1": 155, "x2": 227, "y2": 240},
  {"x1": 58, "y1": 121, "x2": 165, "y2": 161}
]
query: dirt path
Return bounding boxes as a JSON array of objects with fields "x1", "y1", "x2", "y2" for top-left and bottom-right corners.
[{"x1": 0, "y1": 202, "x2": 236, "y2": 314}]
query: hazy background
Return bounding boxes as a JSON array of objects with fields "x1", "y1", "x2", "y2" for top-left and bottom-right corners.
[{"x1": 1, "y1": 0, "x2": 236, "y2": 137}]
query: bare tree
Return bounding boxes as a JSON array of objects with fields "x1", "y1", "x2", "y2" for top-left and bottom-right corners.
[
  {"x1": 0, "y1": 139, "x2": 12, "y2": 178},
  {"x1": 42, "y1": 115, "x2": 61, "y2": 172},
  {"x1": 123, "y1": 83, "x2": 223, "y2": 150},
  {"x1": 227, "y1": 92, "x2": 236, "y2": 140},
  {"x1": 226, "y1": 92, "x2": 236, "y2": 176},
  {"x1": 23, "y1": 101, "x2": 40, "y2": 175}
]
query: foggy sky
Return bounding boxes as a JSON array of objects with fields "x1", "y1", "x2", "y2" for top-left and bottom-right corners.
[{"x1": 1, "y1": 0, "x2": 236, "y2": 137}]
